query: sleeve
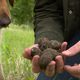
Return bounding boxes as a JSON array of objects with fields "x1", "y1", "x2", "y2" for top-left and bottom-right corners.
[{"x1": 34, "y1": 0, "x2": 64, "y2": 43}]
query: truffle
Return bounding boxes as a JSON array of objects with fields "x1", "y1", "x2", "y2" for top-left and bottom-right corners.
[
  {"x1": 31, "y1": 37, "x2": 61, "y2": 70},
  {"x1": 39, "y1": 48, "x2": 60, "y2": 69},
  {"x1": 31, "y1": 47, "x2": 42, "y2": 57}
]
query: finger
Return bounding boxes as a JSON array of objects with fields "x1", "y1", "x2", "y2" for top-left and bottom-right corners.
[
  {"x1": 23, "y1": 44, "x2": 38, "y2": 60},
  {"x1": 64, "y1": 65, "x2": 80, "y2": 78},
  {"x1": 55, "y1": 55, "x2": 64, "y2": 73},
  {"x1": 23, "y1": 48, "x2": 32, "y2": 60},
  {"x1": 62, "y1": 41, "x2": 80, "y2": 56},
  {"x1": 61, "y1": 42, "x2": 68, "y2": 51},
  {"x1": 64, "y1": 65, "x2": 80, "y2": 77},
  {"x1": 60, "y1": 42, "x2": 68, "y2": 60},
  {"x1": 32, "y1": 55, "x2": 41, "y2": 73},
  {"x1": 45, "y1": 61, "x2": 56, "y2": 77}
]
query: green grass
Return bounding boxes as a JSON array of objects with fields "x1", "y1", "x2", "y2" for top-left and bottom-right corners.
[{"x1": 0, "y1": 24, "x2": 37, "y2": 80}]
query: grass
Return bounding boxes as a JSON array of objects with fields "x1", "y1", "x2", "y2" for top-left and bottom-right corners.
[{"x1": 0, "y1": 24, "x2": 37, "y2": 80}]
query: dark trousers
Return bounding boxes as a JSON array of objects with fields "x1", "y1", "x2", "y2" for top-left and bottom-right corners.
[{"x1": 37, "y1": 32, "x2": 80, "y2": 80}]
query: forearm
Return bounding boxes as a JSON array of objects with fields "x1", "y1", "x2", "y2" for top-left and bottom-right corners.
[{"x1": 34, "y1": 0, "x2": 64, "y2": 43}]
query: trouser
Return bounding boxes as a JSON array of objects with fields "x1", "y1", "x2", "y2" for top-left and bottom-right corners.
[{"x1": 37, "y1": 32, "x2": 80, "y2": 80}]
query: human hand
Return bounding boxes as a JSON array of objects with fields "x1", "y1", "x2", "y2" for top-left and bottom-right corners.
[
  {"x1": 23, "y1": 42, "x2": 67, "y2": 77},
  {"x1": 62, "y1": 41, "x2": 80, "y2": 78}
]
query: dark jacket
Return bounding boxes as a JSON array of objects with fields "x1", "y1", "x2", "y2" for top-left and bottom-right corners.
[{"x1": 34, "y1": 0, "x2": 80, "y2": 43}]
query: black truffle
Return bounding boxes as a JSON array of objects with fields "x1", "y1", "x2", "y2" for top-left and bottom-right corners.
[
  {"x1": 39, "y1": 48, "x2": 60, "y2": 69},
  {"x1": 31, "y1": 47, "x2": 42, "y2": 57},
  {"x1": 31, "y1": 37, "x2": 61, "y2": 70}
]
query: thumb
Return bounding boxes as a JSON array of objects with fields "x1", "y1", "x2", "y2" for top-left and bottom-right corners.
[{"x1": 62, "y1": 41, "x2": 80, "y2": 56}]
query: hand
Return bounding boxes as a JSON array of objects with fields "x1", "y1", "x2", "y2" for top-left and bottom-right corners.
[
  {"x1": 62, "y1": 41, "x2": 80, "y2": 78},
  {"x1": 23, "y1": 42, "x2": 67, "y2": 77}
]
